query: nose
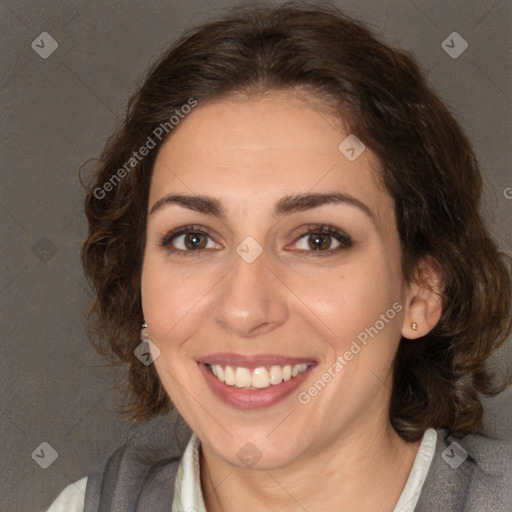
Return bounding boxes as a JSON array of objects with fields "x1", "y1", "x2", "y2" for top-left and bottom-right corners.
[{"x1": 212, "y1": 247, "x2": 289, "y2": 339}]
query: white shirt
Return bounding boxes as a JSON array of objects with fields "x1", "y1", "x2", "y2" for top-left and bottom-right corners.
[{"x1": 47, "y1": 428, "x2": 438, "y2": 512}]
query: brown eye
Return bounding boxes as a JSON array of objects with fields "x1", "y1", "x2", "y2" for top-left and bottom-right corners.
[
  {"x1": 307, "y1": 233, "x2": 334, "y2": 250},
  {"x1": 182, "y1": 232, "x2": 208, "y2": 250},
  {"x1": 293, "y1": 225, "x2": 353, "y2": 254},
  {"x1": 161, "y1": 225, "x2": 222, "y2": 255}
]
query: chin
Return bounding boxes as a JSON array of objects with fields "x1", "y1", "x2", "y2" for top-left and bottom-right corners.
[{"x1": 207, "y1": 430, "x2": 307, "y2": 471}]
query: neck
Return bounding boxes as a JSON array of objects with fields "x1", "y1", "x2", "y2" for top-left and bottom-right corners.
[{"x1": 200, "y1": 418, "x2": 422, "y2": 512}]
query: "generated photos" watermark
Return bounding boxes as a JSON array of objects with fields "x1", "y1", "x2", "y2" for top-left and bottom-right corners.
[
  {"x1": 93, "y1": 98, "x2": 198, "y2": 200},
  {"x1": 298, "y1": 301, "x2": 403, "y2": 404}
]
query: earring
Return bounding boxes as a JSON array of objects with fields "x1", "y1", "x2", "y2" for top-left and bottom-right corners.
[
  {"x1": 141, "y1": 321, "x2": 149, "y2": 340},
  {"x1": 411, "y1": 322, "x2": 418, "y2": 330}
]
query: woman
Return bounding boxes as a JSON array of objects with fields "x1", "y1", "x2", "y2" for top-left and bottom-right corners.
[{"x1": 47, "y1": 3, "x2": 512, "y2": 511}]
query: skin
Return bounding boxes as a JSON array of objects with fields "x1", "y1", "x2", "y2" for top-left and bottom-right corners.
[{"x1": 141, "y1": 89, "x2": 443, "y2": 512}]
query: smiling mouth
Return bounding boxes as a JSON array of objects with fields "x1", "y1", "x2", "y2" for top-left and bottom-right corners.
[{"x1": 206, "y1": 362, "x2": 314, "y2": 390}]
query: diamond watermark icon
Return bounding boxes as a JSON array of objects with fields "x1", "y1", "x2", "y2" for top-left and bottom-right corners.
[
  {"x1": 32, "y1": 237, "x2": 58, "y2": 262},
  {"x1": 134, "y1": 339, "x2": 161, "y2": 365},
  {"x1": 442, "y1": 32, "x2": 468, "y2": 59},
  {"x1": 237, "y1": 442, "x2": 262, "y2": 468},
  {"x1": 31, "y1": 32, "x2": 58, "y2": 59},
  {"x1": 31, "y1": 442, "x2": 58, "y2": 469},
  {"x1": 338, "y1": 134, "x2": 365, "y2": 161},
  {"x1": 236, "y1": 236, "x2": 263, "y2": 263},
  {"x1": 442, "y1": 441, "x2": 468, "y2": 469}
]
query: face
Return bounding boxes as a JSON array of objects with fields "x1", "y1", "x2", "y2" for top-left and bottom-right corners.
[{"x1": 141, "y1": 90, "x2": 409, "y2": 470}]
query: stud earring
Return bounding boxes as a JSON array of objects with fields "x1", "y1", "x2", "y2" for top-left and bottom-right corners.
[
  {"x1": 411, "y1": 322, "x2": 418, "y2": 330},
  {"x1": 141, "y1": 321, "x2": 149, "y2": 340}
]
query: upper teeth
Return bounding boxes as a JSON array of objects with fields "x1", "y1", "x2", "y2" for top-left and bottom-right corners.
[{"x1": 210, "y1": 363, "x2": 310, "y2": 389}]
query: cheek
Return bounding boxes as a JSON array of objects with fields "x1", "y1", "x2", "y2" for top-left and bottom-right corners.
[
  {"x1": 140, "y1": 251, "x2": 222, "y2": 348},
  {"x1": 292, "y1": 252, "x2": 399, "y2": 332},
  {"x1": 140, "y1": 256, "x2": 207, "y2": 404},
  {"x1": 296, "y1": 255, "x2": 403, "y2": 380},
  {"x1": 141, "y1": 254, "x2": 187, "y2": 338}
]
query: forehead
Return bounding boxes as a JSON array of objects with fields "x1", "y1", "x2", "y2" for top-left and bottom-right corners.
[{"x1": 149, "y1": 91, "x2": 394, "y2": 225}]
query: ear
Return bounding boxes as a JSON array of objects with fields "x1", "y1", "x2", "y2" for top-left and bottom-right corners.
[{"x1": 401, "y1": 257, "x2": 444, "y2": 340}]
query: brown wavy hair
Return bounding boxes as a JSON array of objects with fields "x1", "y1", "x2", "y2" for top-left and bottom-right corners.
[{"x1": 81, "y1": 2, "x2": 512, "y2": 441}]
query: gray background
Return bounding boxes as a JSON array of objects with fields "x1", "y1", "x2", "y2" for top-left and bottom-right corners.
[{"x1": 1, "y1": 0, "x2": 511, "y2": 510}]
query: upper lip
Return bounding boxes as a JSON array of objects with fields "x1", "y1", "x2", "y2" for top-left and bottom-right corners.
[{"x1": 197, "y1": 353, "x2": 317, "y2": 369}]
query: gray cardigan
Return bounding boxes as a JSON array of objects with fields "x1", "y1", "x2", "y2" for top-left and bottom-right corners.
[{"x1": 83, "y1": 427, "x2": 512, "y2": 511}]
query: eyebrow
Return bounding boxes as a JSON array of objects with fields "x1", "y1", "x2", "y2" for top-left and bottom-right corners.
[{"x1": 149, "y1": 192, "x2": 375, "y2": 222}]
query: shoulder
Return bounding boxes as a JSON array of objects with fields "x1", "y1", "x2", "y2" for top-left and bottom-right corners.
[
  {"x1": 46, "y1": 477, "x2": 87, "y2": 512},
  {"x1": 415, "y1": 429, "x2": 512, "y2": 512},
  {"x1": 83, "y1": 418, "x2": 190, "y2": 511},
  {"x1": 457, "y1": 430, "x2": 512, "y2": 510}
]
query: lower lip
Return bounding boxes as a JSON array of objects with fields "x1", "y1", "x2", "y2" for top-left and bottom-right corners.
[{"x1": 198, "y1": 362, "x2": 316, "y2": 410}]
